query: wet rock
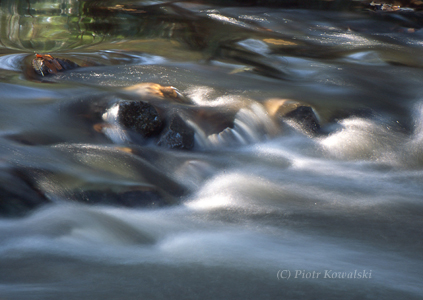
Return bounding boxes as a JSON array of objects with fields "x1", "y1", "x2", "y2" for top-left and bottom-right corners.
[
  {"x1": 100, "y1": 99, "x2": 164, "y2": 144},
  {"x1": 73, "y1": 188, "x2": 168, "y2": 208},
  {"x1": 99, "y1": 83, "x2": 196, "y2": 145},
  {"x1": 284, "y1": 106, "x2": 321, "y2": 134},
  {"x1": 14, "y1": 144, "x2": 189, "y2": 210},
  {"x1": 0, "y1": 170, "x2": 50, "y2": 217},
  {"x1": 117, "y1": 100, "x2": 163, "y2": 137},
  {"x1": 52, "y1": 143, "x2": 189, "y2": 200},
  {"x1": 122, "y1": 83, "x2": 192, "y2": 104},
  {"x1": 264, "y1": 99, "x2": 320, "y2": 135},
  {"x1": 185, "y1": 107, "x2": 237, "y2": 136},
  {"x1": 158, "y1": 112, "x2": 195, "y2": 150},
  {"x1": 32, "y1": 54, "x2": 79, "y2": 77}
]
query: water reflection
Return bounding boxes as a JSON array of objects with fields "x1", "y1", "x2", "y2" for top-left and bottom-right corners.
[
  {"x1": 0, "y1": 0, "x2": 94, "y2": 51},
  {"x1": 0, "y1": 0, "x2": 215, "y2": 57}
]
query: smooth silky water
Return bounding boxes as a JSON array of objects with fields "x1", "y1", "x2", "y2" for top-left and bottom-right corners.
[{"x1": 0, "y1": 1, "x2": 422, "y2": 299}]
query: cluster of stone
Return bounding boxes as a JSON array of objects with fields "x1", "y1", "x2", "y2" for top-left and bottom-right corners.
[
  {"x1": 97, "y1": 83, "x2": 321, "y2": 150},
  {"x1": 4, "y1": 54, "x2": 322, "y2": 217},
  {"x1": 98, "y1": 83, "x2": 196, "y2": 150}
]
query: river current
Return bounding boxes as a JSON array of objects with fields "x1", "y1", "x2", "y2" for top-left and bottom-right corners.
[{"x1": 0, "y1": 1, "x2": 422, "y2": 299}]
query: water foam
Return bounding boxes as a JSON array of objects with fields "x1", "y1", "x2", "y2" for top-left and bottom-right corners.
[
  {"x1": 319, "y1": 117, "x2": 405, "y2": 162},
  {"x1": 0, "y1": 54, "x2": 27, "y2": 71}
]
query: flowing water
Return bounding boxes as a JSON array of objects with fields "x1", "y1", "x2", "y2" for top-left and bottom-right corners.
[{"x1": 0, "y1": 1, "x2": 423, "y2": 299}]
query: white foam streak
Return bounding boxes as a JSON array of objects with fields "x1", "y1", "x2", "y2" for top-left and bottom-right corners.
[
  {"x1": 207, "y1": 14, "x2": 255, "y2": 30},
  {"x1": 404, "y1": 103, "x2": 423, "y2": 166},
  {"x1": 319, "y1": 117, "x2": 403, "y2": 162},
  {"x1": 185, "y1": 90, "x2": 278, "y2": 148},
  {"x1": 0, "y1": 53, "x2": 27, "y2": 71},
  {"x1": 237, "y1": 38, "x2": 270, "y2": 55}
]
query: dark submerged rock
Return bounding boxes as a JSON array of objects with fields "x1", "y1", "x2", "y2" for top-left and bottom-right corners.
[
  {"x1": 284, "y1": 106, "x2": 321, "y2": 134},
  {"x1": 118, "y1": 101, "x2": 163, "y2": 137},
  {"x1": 185, "y1": 107, "x2": 236, "y2": 137},
  {"x1": 73, "y1": 188, "x2": 167, "y2": 208},
  {"x1": 264, "y1": 99, "x2": 321, "y2": 135},
  {"x1": 158, "y1": 113, "x2": 195, "y2": 150},
  {"x1": 0, "y1": 171, "x2": 50, "y2": 217}
]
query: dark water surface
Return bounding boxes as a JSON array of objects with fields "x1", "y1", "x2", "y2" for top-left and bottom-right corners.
[{"x1": 0, "y1": 1, "x2": 423, "y2": 299}]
